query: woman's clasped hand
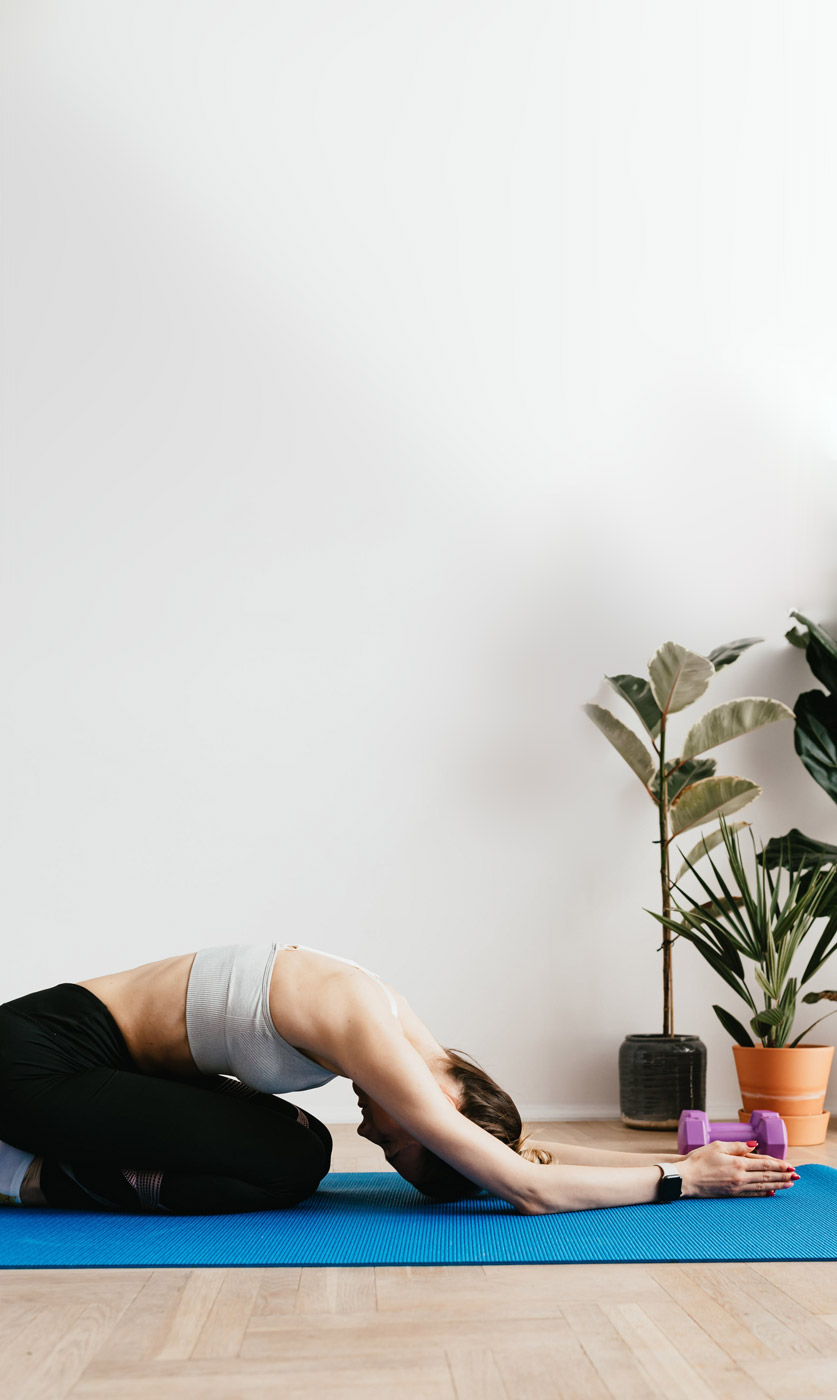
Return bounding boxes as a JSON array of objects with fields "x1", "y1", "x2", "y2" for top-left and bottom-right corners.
[{"x1": 678, "y1": 1139, "x2": 800, "y2": 1198}]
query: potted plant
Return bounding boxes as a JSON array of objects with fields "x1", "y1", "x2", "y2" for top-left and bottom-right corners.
[
  {"x1": 584, "y1": 637, "x2": 794, "y2": 1128},
  {"x1": 651, "y1": 816, "x2": 837, "y2": 1145}
]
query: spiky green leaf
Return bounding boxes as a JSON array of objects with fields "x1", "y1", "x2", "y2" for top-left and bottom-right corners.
[
  {"x1": 649, "y1": 913, "x2": 753, "y2": 1003},
  {"x1": 755, "y1": 967, "x2": 776, "y2": 999},
  {"x1": 674, "y1": 830, "x2": 758, "y2": 949},
  {"x1": 681, "y1": 698, "x2": 794, "y2": 760},
  {"x1": 752, "y1": 1008, "x2": 783, "y2": 1029},
  {"x1": 800, "y1": 916, "x2": 837, "y2": 986},
  {"x1": 713, "y1": 1003, "x2": 755, "y2": 1046},
  {"x1": 647, "y1": 643, "x2": 715, "y2": 716},
  {"x1": 789, "y1": 1007, "x2": 837, "y2": 1046},
  {"x1": 605, "y1": 674, "x2": 663, "y2": 740},
  {"x1": 582, "y1": 704, "x2": 656, "y2": 787},
  {"x1": 674, "y1": 823, "x2": 750, "y2": 882},
  {"x1": 779, "y1": 977, "x2": 798, "y2": 1014},
  {"x1": 669, "y1": 776, "x2": 761, "y2": 836},
  {"x1": 663, "y1": 895, "x2": 749, "y2": 961}
]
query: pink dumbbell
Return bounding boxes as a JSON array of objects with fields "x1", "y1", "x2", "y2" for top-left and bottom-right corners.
[{"x1": 678, "y1": 1109, "x2": 788, "y2": 1158}]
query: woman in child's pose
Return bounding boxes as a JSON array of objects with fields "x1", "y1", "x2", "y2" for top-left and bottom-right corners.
[{"x1": 0, "y1": 943, "x2": 797, "y2": 1213}]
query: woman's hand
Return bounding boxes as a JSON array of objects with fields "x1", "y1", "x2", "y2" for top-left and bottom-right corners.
[{"x1": 679, "y1": 1139, "x2": 798, "y2": 1199}]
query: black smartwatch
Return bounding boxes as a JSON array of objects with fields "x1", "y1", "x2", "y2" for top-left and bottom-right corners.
[{"x1": 654, "y1": 1162, "x2": 683, "y2": 1202}]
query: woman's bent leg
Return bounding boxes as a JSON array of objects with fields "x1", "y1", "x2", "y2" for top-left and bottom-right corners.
[{"x1": 8, "y1": 1069, "x2": 332, "y2": 1214}]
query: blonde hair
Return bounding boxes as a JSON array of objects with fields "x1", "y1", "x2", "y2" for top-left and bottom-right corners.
[{"x1": 413, "y1": 1049, "x2": 554, "y2": 1201}]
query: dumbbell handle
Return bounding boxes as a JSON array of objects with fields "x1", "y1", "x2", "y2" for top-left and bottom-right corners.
[{"x1": 706, "y1": 1122, "x2": 756, "y2": 1142}]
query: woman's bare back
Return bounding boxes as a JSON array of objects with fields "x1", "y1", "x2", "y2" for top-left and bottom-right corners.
[
  {"x1": 76, "y1": 947, "x2": 443, "y2": 1083},
  {"x1": 77, "y1": 953, "x2": 201, "y2": 1079}
]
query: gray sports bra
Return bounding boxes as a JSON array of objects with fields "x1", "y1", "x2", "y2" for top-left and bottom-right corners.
[{"x1": 185, "y1": 942, "x2": 398, "y2": 1094}]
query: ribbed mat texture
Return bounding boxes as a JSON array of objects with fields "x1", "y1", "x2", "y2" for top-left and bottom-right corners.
[{"x1": 2, "y1": 1166, "x2": 835, "y2": 1269}]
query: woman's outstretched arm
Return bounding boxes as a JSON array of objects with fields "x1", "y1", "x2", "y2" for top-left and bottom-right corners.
[
  {"x1": 320, "y1": 984, "x2": 795, "y2": 1213},
  {"x1": 527, "y1": 1139, "x2": 685, "y2": 1168}
]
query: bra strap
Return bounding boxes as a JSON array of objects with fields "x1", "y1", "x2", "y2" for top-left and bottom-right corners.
[{"x1": 276, "y1": 944, "x2": 399, "y2": 1018}]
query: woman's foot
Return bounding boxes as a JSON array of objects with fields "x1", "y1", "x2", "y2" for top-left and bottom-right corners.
[{"x1": 0, "y1": 1141, "x2": 40, "y2": 1204}]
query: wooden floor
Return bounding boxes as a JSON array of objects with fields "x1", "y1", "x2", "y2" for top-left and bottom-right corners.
[{"x1": 3, "y1": 1120, "x2": 837, "y2": 1400}]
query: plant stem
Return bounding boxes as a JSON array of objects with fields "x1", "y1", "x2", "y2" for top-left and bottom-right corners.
[{"x1": 659, "y1": 715, "x2": 672, "y2": 1036}]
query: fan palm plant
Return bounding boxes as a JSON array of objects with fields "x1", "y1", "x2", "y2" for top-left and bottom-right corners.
[{"x1": 651, "y1": 816, "x2": 837, "y2": 1047}]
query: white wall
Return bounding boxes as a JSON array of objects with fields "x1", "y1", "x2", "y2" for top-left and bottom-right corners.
[{"x1": 2, "y1": 1, "x2": 836, "y2": 1124}]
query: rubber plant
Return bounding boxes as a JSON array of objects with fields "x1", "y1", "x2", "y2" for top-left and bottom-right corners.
[{"x1": 584, "y1": 639, "x2": 794, "y2": 1035}]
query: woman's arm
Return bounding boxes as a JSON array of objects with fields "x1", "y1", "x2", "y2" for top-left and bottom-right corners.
[
  {"x1": 529, "y1": 1139, "x2": 684, "y2": 1169},
  {"x1": 319, "y1": 987, "x2": 794, "y2": 1212}
]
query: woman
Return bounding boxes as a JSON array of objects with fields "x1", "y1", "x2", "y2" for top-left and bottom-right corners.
[{"x1": 0, "y1": 943, "x2": 797, "y2": 1213}]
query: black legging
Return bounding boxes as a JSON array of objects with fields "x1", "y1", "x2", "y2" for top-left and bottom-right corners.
[{"x1": 0, "y1": 982, "x2": 332, "y2": 1214}]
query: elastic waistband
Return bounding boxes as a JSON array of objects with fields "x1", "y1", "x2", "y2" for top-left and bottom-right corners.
[{"x1": 0, "y1": 982, "x2": 136, "y2": 1078}]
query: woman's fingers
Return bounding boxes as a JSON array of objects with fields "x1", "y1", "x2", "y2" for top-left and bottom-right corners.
[
  {"x1": 736, "y1": 1153, "x2": 798, "y2": 1194},
  {"x1": 741, "y1": 1153, "x2": 796, "y2": 1176}
]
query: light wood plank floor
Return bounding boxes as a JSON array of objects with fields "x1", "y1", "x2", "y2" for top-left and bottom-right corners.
[{"x1": 3, "y1": 1120, "x2": 836, "y2": 1400}]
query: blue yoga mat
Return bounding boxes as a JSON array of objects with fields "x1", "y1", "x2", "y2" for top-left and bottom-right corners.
[{"x1": 2, "y1": 1166, "x2": 835, "y2": 1269}]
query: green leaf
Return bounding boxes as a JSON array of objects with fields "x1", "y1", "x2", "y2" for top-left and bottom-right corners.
[
  {"x1": 653, "y1": 914, "x2": 754, "y2": 1003},
  {"x1": 799, "y1": 869, "x2": 837, "y2": 921},
  {"x1": 778, "y1": 977, "x2": 798, "y2": 1014},
  {"x1": 760, "y1": 828, "x2": 837, "y2": 872},
  {"x1": 582, "y1": 705, "x2": 656, "y2": 787},
  {"x1": 647, "y1": 643, "x2": 715, "y2": 716},
  {"x1": 675, "y1": 830, "x2": 758, "y2": 950},
  {"x1": 752, "y1": 1007, "x2": 783, "y2": 1029},
  {"x1": 605, "y1": 674, "x2": 663, "y2": 740},
  {"x1": 652, "y1": 758, "x2": 716, "y2": 804},
  {"x1": 674, "y1": 823, "x2": 750, "y2": 882},
  {"x1": 681, "y1": 698, "x2": 795, "y2": 760},
  {"x1": 789, "y1": 1008, "x2": 837, "y2": 1046},
  {"x1": 663, "y1": 899, "x2": 749, "y2": 976},
  {"x1": 706, "y1": 638, "x2": 764, "y2": 670},
  {"x1": 794, "y1": 689, "x2": 837, "y2": 805},
  {"x1": 786, "y1": 626, "x2": 809, "y2": 650},
  {"x1": 790, "y1": 611, "x2": 837, "y2": 694},
  {"x1": 713, "y1": 1003, "x2": 755, "y2": 1046},
  {"x1": 800, "y1": 916, "x2": 837, "y2": 986},
  {"x1": 669, "y1": 776, "x2": 761, "y2": 836},
  {"x1": 754, "y1": 967, "x2": 775, "y2": 999},
  {"x1": 802, "y1": 989, "x2": 837, "y2": 1003}
]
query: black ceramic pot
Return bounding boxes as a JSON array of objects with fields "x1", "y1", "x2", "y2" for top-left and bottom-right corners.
[{"x1": 618, "y1": 1033, "x2": 707, "y2": 1130}]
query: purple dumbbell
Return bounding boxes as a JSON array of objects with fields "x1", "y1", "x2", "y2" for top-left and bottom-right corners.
[{"x1": 678, "y1": 1109, "x2": 788, "y2": 1158}]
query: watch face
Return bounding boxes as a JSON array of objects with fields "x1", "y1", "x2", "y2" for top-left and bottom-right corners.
[{"x1": 658, "y1": 1171, "x2": 682, "y2": 1202}]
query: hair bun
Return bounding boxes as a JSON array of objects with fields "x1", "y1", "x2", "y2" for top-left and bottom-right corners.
[{"x1": 514, "y1": 1137, "x2": 554, "y2": 1166}]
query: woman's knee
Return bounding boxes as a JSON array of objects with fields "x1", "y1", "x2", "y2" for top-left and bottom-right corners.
[
  {"x1": 299, "y1": 1111, "x2": 333, "y2": 1170},
  {"x1": 266, "y1": 1121, "x2": 331, "y2": 1202}
]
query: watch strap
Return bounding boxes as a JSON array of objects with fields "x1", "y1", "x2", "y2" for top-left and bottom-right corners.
[{"x1": 654, "y1": 1161, "x2": 683, "y2": 1202}]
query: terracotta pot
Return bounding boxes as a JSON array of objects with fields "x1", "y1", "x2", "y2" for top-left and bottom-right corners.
[{"x1": 733, "y1": 1044, "x2": 834, "y2": 1146}]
